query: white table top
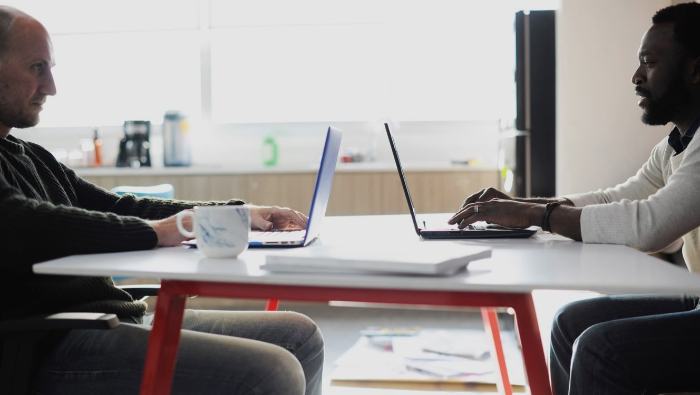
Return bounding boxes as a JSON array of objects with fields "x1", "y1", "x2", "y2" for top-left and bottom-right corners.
[{"x1": 34, "y1": 214, "x2": 700, "y2": 295}]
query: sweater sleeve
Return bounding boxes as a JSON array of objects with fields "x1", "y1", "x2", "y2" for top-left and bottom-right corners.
[
  {"x1": 1, "y1": 138, "x2": 248, "y2": 273},
  {"x1": 0, "y1": 145, "x2": 241, "y2": 273},
  {"x1": 573, "y1": 136, "x2": 700, "y2": 253},
  {"x1": 0, "y1": 177, "x2": 158, "y2": 273},
  {"x1": 61, "y1": 164, "x2": 245, "y2": 220},
  {"x1": 564, "y1": 138, "x2": 667, "y2": 207}
]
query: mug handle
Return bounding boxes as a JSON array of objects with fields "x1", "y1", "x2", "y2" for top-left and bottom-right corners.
[{"x1": 176, "y1": 211, "x2": 196, "y2": 238}]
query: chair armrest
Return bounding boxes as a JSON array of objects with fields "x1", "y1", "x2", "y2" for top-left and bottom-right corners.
[
  {"x1": 119, "y1": 284, "x2": 160, "y2": 300},
  {"x1": 0, "y1": 313, "x2": 119, "y2": 333}
]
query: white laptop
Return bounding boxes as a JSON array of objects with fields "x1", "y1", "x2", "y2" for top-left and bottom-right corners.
[
  {"x1": 249, "y1": 126, "x2": 342, "y2": 247},
  {"x1": 185, "y1": 126, "x2": 342, "y2": 248}
]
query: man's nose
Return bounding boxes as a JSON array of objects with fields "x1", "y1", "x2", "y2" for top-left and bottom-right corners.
[
  {"x1": 631, "y1": 66, "x2": 645, "y2": 85},
  {"x1": 40, "y1": 70, "x2": 57, "y2": 96}
]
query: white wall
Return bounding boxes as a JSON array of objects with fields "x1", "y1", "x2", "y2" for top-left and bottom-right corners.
[{"x1": 556, "y1": 0, "x2": 673, "y2": 195}]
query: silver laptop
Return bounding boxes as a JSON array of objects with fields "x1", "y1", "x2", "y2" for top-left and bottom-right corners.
[
  {"x1": 385, "y1": 123, "x2": 536, "y2": 239},
  {"x1": 247, "y1": 126, "x2": 342, "y2": 247},
  {"x1": 184, "y1": 126, "x2": 342, "y2": 248}
]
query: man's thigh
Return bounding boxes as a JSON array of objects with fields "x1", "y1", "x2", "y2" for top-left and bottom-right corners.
[
  {"x1": 573, "y1": 306, "x2": 700, "y2": 392},
  {"x1": 555, "y1": 294, "x2": 699, "y2": 339},
  {"x1": 176, "y1": 309, "x2": 319, "y2": 353},
  {"x1": 32, "y1": 312, "x2": 305, "y2": 395}
]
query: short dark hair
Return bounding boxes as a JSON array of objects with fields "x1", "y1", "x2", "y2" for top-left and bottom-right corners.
[{"x1": 652, "y1": 2, "x2": 700, "y2": 58}]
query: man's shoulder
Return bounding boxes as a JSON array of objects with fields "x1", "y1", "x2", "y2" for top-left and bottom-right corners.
[
  {"x1": 20, "y1": 139, "x2": 50, "y2": 154},
  {"x1": 655, "y1": 135, "x2": 676, "y2": 160},
  {"x1": 9, "y1": 135, "x2": 58, "y2": 161},
  {"x1": 7, "y1": 135, "x2": 46, "y2": 152}
]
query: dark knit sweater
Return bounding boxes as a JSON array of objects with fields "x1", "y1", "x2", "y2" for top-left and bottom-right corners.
[{"x1": 0, "y1": 135, "x2": 244, "y2": 320}]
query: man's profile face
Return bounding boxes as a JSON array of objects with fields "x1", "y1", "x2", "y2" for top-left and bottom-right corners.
[
  {"x1": 633, "y1": 23, "x2": 691, "y2": 126},
  {"x1": 0, "y1": 17, "x2": 56, "y2": 136}
]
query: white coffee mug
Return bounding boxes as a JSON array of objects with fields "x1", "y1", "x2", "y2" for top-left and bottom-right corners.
[{"x1": 176, "y1": 205, "x2": 250, "y2": 258}]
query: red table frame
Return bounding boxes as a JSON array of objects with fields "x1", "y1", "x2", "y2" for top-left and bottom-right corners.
[{"x1": 139, "y1": 280, "x2": 552, "y2": 395}]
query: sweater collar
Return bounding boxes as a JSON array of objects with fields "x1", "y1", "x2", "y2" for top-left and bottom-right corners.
[
  {"x1": 0, "y1": 135, "x2": 26, "y2": 155},
  {"x1": 667, "y1": 113, "x2": 700, "y2": 156}
]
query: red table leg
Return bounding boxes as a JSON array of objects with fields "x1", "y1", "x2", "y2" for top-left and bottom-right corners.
[
  {"x1": 139, "y1": 281, "x2": 188, "y2": 395},
  {"x1": 482, "y1": 307, "x2": 513, "y2": 395},
  {"x1": 264, "y1": 299, "x2": 279, "y2": 311},
  {"x1": 510, "y1": 293, "x2": 551, "y2": 395},
  {"x1": 138, "y1": 282, "x2": 552, "y2": 395}
]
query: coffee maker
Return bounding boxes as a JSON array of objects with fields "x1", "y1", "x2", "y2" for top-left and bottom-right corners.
[{"x1": 117, "y1": 120, "x2": 151, "y2": 168}]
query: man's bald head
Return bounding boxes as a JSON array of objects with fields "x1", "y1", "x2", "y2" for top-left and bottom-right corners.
[
  {"x1": 0, "y1": 6, "x2": 55, "y2": 137},
  {"x1": 0, "y1": 6, "x2": 38, "y2": 63}
]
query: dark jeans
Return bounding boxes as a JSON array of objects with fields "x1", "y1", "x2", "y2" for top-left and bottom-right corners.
[
  {"x1": 30, "y1": 310, "x2": 324, "y2": 395},
  {"x1": 550, "y1": 294, "x2": 700, "y2": 395}
]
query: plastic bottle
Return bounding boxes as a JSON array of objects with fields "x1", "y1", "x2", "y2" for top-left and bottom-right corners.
[
  {"x1": 93, "y1": 127, "x2": 103, "y2": 167},
  {"x1": 163, "y1": 111, "x2": 192, "y2": 167},
  {"x1": 262, "y1": 136, "x2": 278, "y2": 166}
]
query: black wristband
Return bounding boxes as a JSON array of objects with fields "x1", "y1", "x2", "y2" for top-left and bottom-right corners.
[{"x1": 541, "y1": 202, "x2": 561, "y2": 233}]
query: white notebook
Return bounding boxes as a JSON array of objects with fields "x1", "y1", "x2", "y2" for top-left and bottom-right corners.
[{"x1": 261, "y1": 244, "x2": 491, "y2": 276}]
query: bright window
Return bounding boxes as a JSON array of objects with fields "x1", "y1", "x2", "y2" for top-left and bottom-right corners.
[
  {"x1": 8, "y1": 0, "x2": 557, "y2": 127},
  {"x1": 44, "y1": 31, "x2": 201, "y2": 127}
]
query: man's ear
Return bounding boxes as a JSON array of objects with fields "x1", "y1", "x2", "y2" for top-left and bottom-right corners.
[{"x1": 691, "y1": 56, "x2": 700, "y2": 85}]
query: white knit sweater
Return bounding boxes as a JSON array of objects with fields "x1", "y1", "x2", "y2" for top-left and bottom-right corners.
[{"x1": 565, "y1": 133, "x2": 700, "y2": 273}]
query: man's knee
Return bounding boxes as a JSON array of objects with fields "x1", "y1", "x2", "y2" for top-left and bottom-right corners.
[
  {"x1": 571, "y1": 322, "x2": 612, "y2": 361},
  {"x1": 551, "y1": 299, "x2": 587, "y2": 338},
  {"x1": 217, "y1": 342, "x2": 307, "y2": 394},
  {"x1": 263, "y1": 346, "x2": 306, "y2": 394},
  {"x1": 280, "y1": 311, "x2": 324, "y2": 352}
]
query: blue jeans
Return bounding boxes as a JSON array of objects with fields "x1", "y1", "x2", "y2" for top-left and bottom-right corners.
[
  {"x1": 550, "y1": 294, "x2": 700, "y2": 395},
  {"x1": 30, "y1": 310, "x2": 324, "y2": 395}
]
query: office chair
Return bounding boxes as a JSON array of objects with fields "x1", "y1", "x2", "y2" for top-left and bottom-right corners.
[
  {"x1": 110, "y1": 184, "x2": 175, "y2": 282},
  {"x1": 0, "y1": 285, "x2": 159, "y2": 395},
  {"x1": 110, "y1": 183, "x2": 175, "y2": 199}
]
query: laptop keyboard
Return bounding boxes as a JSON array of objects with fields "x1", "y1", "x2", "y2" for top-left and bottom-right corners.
[
  {"x1": 433, "y1": 224, "x2": 487, "y2": 231},
  {"x1": 249, "y1": 230, "x2": 306, "y2": 242}
]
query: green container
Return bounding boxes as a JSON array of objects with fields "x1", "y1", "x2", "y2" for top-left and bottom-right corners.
[{"x1": 262, "y1": 136, "x2": 278, "y2": 166}]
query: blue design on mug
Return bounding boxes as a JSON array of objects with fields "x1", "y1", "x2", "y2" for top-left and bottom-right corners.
[
  {"x1": 196, "y1": 207, "x2": 250, "y2": 257},
  {"x1": 198, "y1": 216, "x2": 238, "y2": 248}
]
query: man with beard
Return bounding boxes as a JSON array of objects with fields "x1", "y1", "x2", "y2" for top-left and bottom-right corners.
[
  {"x1": 0, "y1": 6, "x2": 324, "y2": 395},
  {"x1": 449, "y1": 3, "x2": 700, "y2": 394}
]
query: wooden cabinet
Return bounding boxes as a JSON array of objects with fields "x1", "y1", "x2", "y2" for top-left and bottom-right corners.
[{"x1": 81, "y1": 169, "x2": 497, "y2": 216}]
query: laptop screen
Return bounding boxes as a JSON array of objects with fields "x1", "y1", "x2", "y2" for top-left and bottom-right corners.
[
  {"x1": 384, "y1": 123, "x2": 423, "y2": 235},
  {"x1": 302, "y1": 126, "x2": 343, "y2": 245}
]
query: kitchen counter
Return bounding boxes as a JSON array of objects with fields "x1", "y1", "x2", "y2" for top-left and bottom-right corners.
[
  {"x1": 78, "y1": 163, "x2": 498, "y2": 215},
  {"x1": 73, "y1": 162, "x2": 492, "y2": 177}
]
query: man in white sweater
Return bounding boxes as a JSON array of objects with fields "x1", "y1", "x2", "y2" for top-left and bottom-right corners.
[{"x1": 449, "y1": 3, "x2": 700, "y2": 394}]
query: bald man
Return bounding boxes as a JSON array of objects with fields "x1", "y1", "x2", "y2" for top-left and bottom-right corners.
[{"x1": 0, "y1": 7, "x2": 322, "y2": 394}]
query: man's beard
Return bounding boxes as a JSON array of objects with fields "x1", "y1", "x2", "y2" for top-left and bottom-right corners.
[
  {"x1": 638, "y1": 73, "x2": 691, "y2": 126},
  {"x1": 0, "y1": 99, "x2": 42, "y2": 130},
  {"x1": 0, "y1": 111, "x2": 40, "y2": 129}
]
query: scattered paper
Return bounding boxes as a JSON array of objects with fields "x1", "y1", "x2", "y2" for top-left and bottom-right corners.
[{"x1": 331, "y1": 328, "x2": 526, "y2": 386}]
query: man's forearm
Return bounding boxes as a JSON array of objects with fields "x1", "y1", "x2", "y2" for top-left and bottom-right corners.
[
  {"x1": 515, "y1": 197, "x2": 580, "y2": 239},
  {"x1": 514, "y1": 197, "x2": 575, "y2": 206},
  {"x1": 547, "y1": 205, "x2": 583, "y2": 241}
]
